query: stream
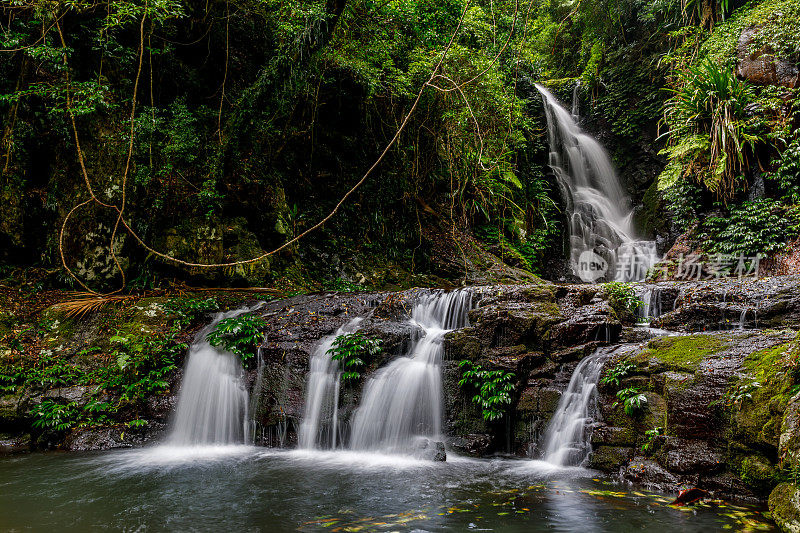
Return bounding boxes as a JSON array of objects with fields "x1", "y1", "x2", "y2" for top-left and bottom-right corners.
[{"x1": 0, "y1": 447, "x2": 773, "y2": 531}]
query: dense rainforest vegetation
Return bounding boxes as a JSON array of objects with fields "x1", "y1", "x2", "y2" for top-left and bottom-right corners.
[
  {"x1": 4, "y1": 3, "x2": 800, "y2": 530},
  {"x1": 1, "y1": 0, "x2": 797, "y2": 291}
]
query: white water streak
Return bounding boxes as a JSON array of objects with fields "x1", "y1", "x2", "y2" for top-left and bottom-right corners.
[
  {"x1": 536, "y1": 84, "x2": 659, "y2": 282},
  {"x1": 168, "y1": 306, "x2": 258, "y2": 446},
  {"x1": 298, "y1": 318, "x2": 363, "y2": 449},
  {"x1": 349, "y1": 290, "x2": 472, "y2": 453},
  {"x1": 541, "y1": 351, "x2": 609, "y2": 466}
]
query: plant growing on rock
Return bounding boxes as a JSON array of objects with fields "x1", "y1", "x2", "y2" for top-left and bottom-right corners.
[
  {"x1": 600, "y1": 360, "x2": 636, "y2": 388},
  {"x1": 327, "y1": 332, "x2": 382, "y2": 382},
  {"x1": 207, "y1": 314, "x2": 266, "y2": 362},
  {"x1": 458, "y1": 360, "x2": 516, "y2": 422},
  {"x1": 660, "y1": 59, "x2": 759, "y2": 199},
  {"x1": 603, "y1": 282, "x2": 642, "y2": 317},
  {"x1": 31, "y1": 400, "x2": 81, "y2": 432},
  {"x1": 641, "y1": 427, "x2": 664, "y2": 454},
  {"x1": 613, "y1": 387, "x2": 648, "y2": 417}
]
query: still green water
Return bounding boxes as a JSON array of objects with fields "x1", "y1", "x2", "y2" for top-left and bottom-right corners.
[{"x1": 0, "y1": 446, "x2": 773, "y2": 532}]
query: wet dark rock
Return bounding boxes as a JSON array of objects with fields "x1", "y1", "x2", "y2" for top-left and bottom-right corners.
[
  {"x1": 0, "y1": 432, "x2": 31, "y2": 454},
  {"x1": 416, "y1": 439, "x2": 447, "y2": 461},
  {"x1": 648, "y1": 277, "x2": 800, "y2": 332},
  {"x1": 781, "y1": 392, "x2": 800, "y2": 466},
  {"x1": 659, "y1": 438, "x2": 724, "y2": 475},
  {"x1": 63, "y1": 422, "x2": 166, "y2": 451},
  {"x1": 622, "y1": 458, "x2": 679, "y2": 489},
  {"x1": 448, "y1": 434, "x2": 493, "y2": 456},
  {"x1": 703, "y1": 472, "x2": 759, "y2": 503}
]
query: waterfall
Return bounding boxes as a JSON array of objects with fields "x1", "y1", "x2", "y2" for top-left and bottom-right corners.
[
  {"x1": 298, "y1": 318, "x2": 363, "y2": 450},
  {"x1": 168, "y1": 306, "x2": 257, "y2": 446},
  {"x1": 637, "y1": 286, "x2": 663, "y2": 322},
  {"x1": 540, "y1": 350, "x2": 610, "y2": 466},
  {"x1": 348, "y1": 290, "x2": 472, "y2": 454},
  {"x1": 536, "y1": 84, "x2": 659, "y2": 282}
]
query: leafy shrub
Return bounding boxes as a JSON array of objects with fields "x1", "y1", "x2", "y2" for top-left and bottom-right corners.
[
  {"x1": 165, "y1": 297, "x2": 219, "y2": 329},
  {"x1": 327, "y1": 332, "x2": 382, "y2": 382},
  {"x1": 600, "y1": 360, "x2": 636, "y2": 388},
  {"x1": 698, "y1": 199, "x2": 800, "y2": 257},
  {"x1": 772, "y1": 138, "x2": 800, "y2": 203},
  {"x1": 661, "y1": 59, "x2": 758, "y2": 198},
  {"x1": 613, "y1": 387, "x2": 648, "y2": 416},
  {"x1": 458, "y1": 360, "x2": 516, "y2": 422},
  {"x1": 641, "y1": 426, "x2": 664, "y2": 454},
  {"x1": 603, "y1": 282, "x2": 642, "y2": 316},
  {"x1": 206, "y1": 314, "x2": 266, "y2": 362},
  {"x1": 31, "y1": 400, "x2": 81, "y2": 432}
]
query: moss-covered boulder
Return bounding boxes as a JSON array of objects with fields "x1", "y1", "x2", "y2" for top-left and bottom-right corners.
[{"x1": 770, "y1": 483, "x2": 800, "y2": 533}]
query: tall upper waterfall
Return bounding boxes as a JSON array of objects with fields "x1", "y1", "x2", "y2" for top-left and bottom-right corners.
[
  {"x1": 168, "y1": 307, "x2": 254, "y2": 446},
  {"x1": 348, "y1": 290, "x2": 472, "y2": 454},
  {"x1": 536, "y1": 84, "x2": 659, "y2": 282},
  {"x1": 540, "y1": 349, "x2": 610, "y2": 466},
  {"x1": 298, "y1": 318, "x2": 363, "y2": 449}
]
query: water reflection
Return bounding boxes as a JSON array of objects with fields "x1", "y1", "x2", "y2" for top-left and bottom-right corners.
[{"x1": 0, "y1": 449, "x2": 774, "y2": 532}]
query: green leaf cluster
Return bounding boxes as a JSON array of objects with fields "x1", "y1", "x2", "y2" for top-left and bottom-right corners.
[
  {"x1": 613, "y1": 387, "x2": 648, "y2": 417},
  {"x1": 458, "y1": 360, "x2": 515, "y2": 422},
  {"x1": 326, "y1": 331, "x2": 382, "y2": 382},
  {"x1": 206, "y1": 314, "x2": 266, "y2": 363}
]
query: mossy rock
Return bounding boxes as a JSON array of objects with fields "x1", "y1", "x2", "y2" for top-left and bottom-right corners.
[
  {"x1": 444, "y1": 329, "x2": 482, "y2": 361},
  {"x1": 588, "y1": 445, "x2": 634, "y2": 471},
  {"x1": 770, "y1": 483, "x2": 800, "y2": 533},
  {"x1": 651, "y1": 371, "x2": 696, "y2": 397},
  {"x1": 635, "y1": 334, "x2": 726, "y2": 373},
  {"x1": 735, "y1": 454, "x2": 779, "y2": 495},
  {"x1": 732, "y1": 342, "x2": 795, "y2": 448}
]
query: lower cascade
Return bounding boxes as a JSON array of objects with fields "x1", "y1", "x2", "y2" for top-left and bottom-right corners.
[
  {"x1": 540, "y1": 348, "x2": 611, "y2": 466},
  {"x1": 167, "y1": 307, "x2": 254, "y2": 446},
  {"x1": 347, "y1": 289, "x2": 472, "y2": 455},
  {"x1": 298, "y1": 318, "x2": 363, "y2": 449}
]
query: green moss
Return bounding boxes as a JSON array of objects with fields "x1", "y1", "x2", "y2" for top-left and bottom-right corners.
[
  {"x1": 769, "y1": 483, "x2": 800, "y2": 533},
  {"x1": 733, "y1": 342, "x2": 795, "y2": 447},
  {"x1": 588, "y1": 446, "x2": 633, "y2": 472},
  {"x1": 636, "y1": 334, "x2": 726, "y2": 372},
  {"x1": 738, "y1": 454, "x2": 780, "y2": 494}
]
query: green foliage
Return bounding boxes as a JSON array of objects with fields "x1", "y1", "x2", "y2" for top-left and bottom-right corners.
[
  {"x1": 600, "y1": 360, "x2": 636, "y2": 388},
  {"x1": 94, "y1": 332, "x2": 181, "y2": 404},
  {"x1": 31, "y1": 400, "x2": 81, "y2": 432},
  {"x1": 661, "y1": 59, "x2": 758, "y2": 199},
  {"x1": 614, "y1": 387, "x2": 648, "y2": 417},
  {"x1": 206, "y1": 314, "x2": 266, "y2": 362},
  {"x1": 698, "y1": 199, "x2": 800, "y2": 257},
  {"x1": 458, "y1": 360, "x2": 516, "y2": 422},
  {"x1": 773, "y1": 138, "x2": 800, "y2": 203},
  {"x1": 165, "y1": 297, "x2": 219, "y2": 329},
  {"x1": 603, "y1": 282, "x2": 642, "y2": 316},
  {"x1": 641, "y1": 426, "x2": 664, "y2": 454},
  {"x1": 721, "y1": 381, "x2": 762, "y2": 410},
  {"x1": 327, "y1": 331, "x2": 382, "y2": 382}
]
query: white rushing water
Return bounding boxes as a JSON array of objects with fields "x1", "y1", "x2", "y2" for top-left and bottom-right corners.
[
  {"x1": 540, "y1": 349, "x2": 610, "y2": 466},
  {"x1": 348, "y1": 290, "x2": 472, "y2": 454},
  {"x1": 168, "y1": 306, "x2": 256, "y2": 446},
  {"x1": 536, "y1": 84, "x2": 659, "y2": 282},
  {"x1": 298, "y1": 317, "x2": 364, "y2": 450}
]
